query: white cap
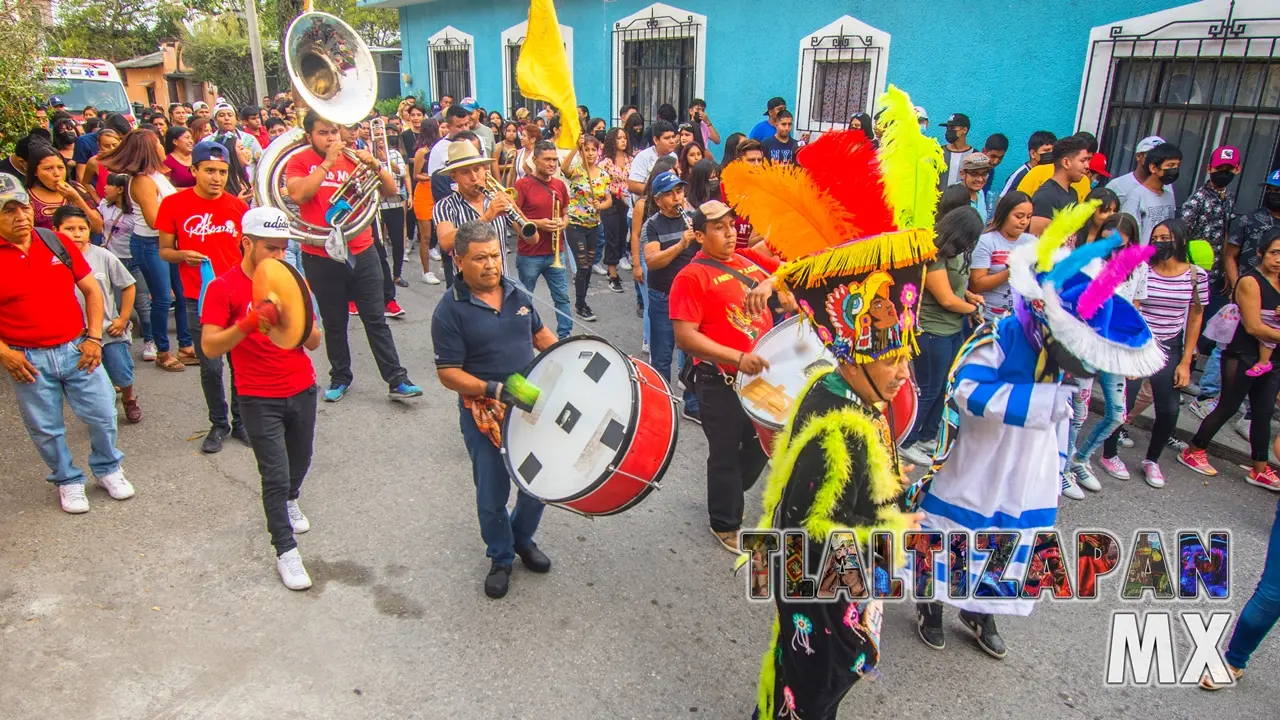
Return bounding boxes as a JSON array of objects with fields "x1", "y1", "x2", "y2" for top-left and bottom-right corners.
[
  {"x1": 242, "y1": 207, "x2": 292, "y2": 239},
  {"x1": 1136, "y1": 135, "x2": 1165, "y2": 154},
  {"x1": 914, "y1": 105, "x2": 928, "y2": 121}
]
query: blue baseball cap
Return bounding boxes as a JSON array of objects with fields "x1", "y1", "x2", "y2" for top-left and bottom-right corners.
[
  {"x1": 48, "y1": 96, "x2": 65, "y2": 107},
  {"x1": 1267, "y1": 168, "x2": 1280, "y2": 188},
  {"x1": 192, "y1": 139, "x2": 230, "y2": 167},
  {"x1": 651, "y1": 170, "x2": 686, "y2": 195}
]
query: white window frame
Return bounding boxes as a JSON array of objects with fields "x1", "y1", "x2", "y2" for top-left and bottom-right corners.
[
  {"x1": 794, "y1": 16, "x2": 891, "y2": 136},
  {"x1": 500, "y1": 21, "x2": 575, "y2": 117},
  {"x1": 427, "y1": 25, "x2": 476, "y2": 102},
  {"x1": 611, "y1": 2, "x2": 707, "y2": 124}
]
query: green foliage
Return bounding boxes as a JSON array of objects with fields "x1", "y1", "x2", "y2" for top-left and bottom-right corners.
[
  {"x1": 48, "y1": 1, "x2": 190, "y2": 63},
  {"x1": 184, "y1": 14, "x2": 283, "y2": 109},
  {"x1": 0, "y1": 2, "x2": 50, "y2": 152}
]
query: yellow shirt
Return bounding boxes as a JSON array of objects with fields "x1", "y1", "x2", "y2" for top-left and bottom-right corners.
[{"x1": 1016, "y1": 163, "x2": 1091, "y2": 201}]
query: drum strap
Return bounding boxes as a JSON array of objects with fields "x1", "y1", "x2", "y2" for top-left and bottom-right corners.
[{"x1": 691, "y1": 257, "x2": 761, "y2": 290}]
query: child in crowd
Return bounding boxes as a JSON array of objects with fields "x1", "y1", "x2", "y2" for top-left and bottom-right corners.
[{"x1": 55, "y1": 206, "x2": 142, "y2": 423}]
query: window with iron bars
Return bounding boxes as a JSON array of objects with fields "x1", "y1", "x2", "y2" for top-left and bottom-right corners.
[
  {"x1": 808, "y1": 59, "x2": 871, "y2": 125},
  {"x1": 432, "y1": 41, "x2": 472, "y2": 102},
  {"x1": 614, "y1": 17, "x2": 699, "y2": 124}
]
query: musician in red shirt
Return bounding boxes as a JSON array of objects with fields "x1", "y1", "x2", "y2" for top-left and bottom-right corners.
[
  {"x1": 156, "y1": 140, "x2": 249, "y2": 453},
  {"x1": 284, "y1": 110, "x2": 421, "y2": 404},
  {"x1": 669, "y1": 200, "x2": 792, "y2": 552},
  {"x1": 199, "y1": 206, "x2": 323, "y2": 591}
]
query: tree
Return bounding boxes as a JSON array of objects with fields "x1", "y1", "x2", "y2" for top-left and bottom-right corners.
[
  {"x1": 267, "y1": 0, "x2": 398, "y2": 87},
  {"x1": 184, "y1": 14, "x2": 282, "y2": 109},
  {"x1": 0, "y1": 2, "x2": 50, "y2": 152},
  {"x1": 48, "y1": 0, "x2": 189, "y2": 63}
]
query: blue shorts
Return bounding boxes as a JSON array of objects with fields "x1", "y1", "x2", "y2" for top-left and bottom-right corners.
[{"x1": 100, "y1": 342, "x2": 134, "y2": 388}]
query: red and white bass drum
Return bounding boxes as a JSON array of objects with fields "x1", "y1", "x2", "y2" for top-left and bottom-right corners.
[
  {"x1": 734, "y1": 316, "x2": 917, "y2": 456},
  {"x1": 502, "y1": 336, "x2": 678, "y2": 516}
]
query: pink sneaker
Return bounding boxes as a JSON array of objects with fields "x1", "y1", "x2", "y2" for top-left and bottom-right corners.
[
  {"x1": 1177, "y1": 448, "x2": 1218, "y2": 476},
  {"x1": 1246, "y1": 361, "x2": 1272, "y2": 377},
  {"x1": 1245, "y1": 467, "x2": 1280, "y2": 492},
  {"x1": 1099, "y1": 455, "x2": 1130, "y2": 480},
  {"x1": 1141, "y1": 460, "x2": 1166, "y2": 488}
]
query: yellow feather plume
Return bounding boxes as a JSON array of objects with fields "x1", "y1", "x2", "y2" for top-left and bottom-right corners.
[
  {"x1": 875, "y1": 86, "x2": 945, "y2": 230},
  {"x1": 721, "y1": 161, "x2": 857, "y2": 261},
  {"x1": 1036, "y1": 200, "x2": 1102, "y2": 271}
]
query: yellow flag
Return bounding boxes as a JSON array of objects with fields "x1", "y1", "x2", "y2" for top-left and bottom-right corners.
[{"x1": 517, "y1": 0, "x2": 579, "y2": 150}]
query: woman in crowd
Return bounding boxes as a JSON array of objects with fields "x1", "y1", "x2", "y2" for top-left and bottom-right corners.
[
  {"x1": 900, "y1": 206, "x2": 985, "y2": 466},
  {"x1": 150, "y1": 114, "x2": 169, "y2": 136},
  {"x1": 24, "y1": 143, "x2": 103, "y2": 234},
  {"x1": 513, "y1": 122, "x2": 541, "y2": 183},
  {"x1": 1180, "y1": 227, "x2": 1280, "y2": 490},
  {"x1": 495, "y1": 120, "x2": 520, "y2": 186},
  {"x1": 624, "y1": 111, "x2": 646, "y2": 152},
  {"x1": 970, "y1": 190, "x2": 1035, "y2": 321},
  {"x1": 1099, "y1": 218, "x2": 1205, "y2": 487},
  {"x1": 1072, "y1": 187, "x2": 1120, "y2": 248},
  {"x1": 217, "y1": 135, "x2": 253, "y2": 202},
  {"x1": 105, "y1": 128, "x2": 194, "y2": 371},
  {"x1": 99, "y1": 171, "x2": 154, "y2": 360},
  {"x1": 719, "y1": 132, "x2": 745, "y2": 170},
  {"x1": 677, "y1": 142, "x2": 704, "y2": 180},
  {"x1": 685, "y1": 158, "x2": 719, "y2": 207},
  {"x1": 189, "y1": 117, "x2": 212, "y2": 144},
  {"x1": 588, "y1": 117, "x2": 607, "y2": 139},
  {"x1": 163, "y1": 126, "x2": 196, "y2": 189},
  {"x1": 599, "y1": 127, "x2": 634, "y2": 293},
  {"x1": 561, "y1": 133, "x2": 612, "y2": 321},
  {"x1": 936, "y1": 184, "x2": 973, "y2": 223},
  {"x1": 487, "y1": 110, "x2": 504, "y2": 134},
  {"x1": 411, "y1": 120, "x2": 442, "y2": 285},
  {"x1": 50, "y1": 113, "x2": 80, "y2": 181},
  {"x1": 81, "y1": 128, "x2": 122, "y2": 194},
  {"x1": 850, "y1": 112, "x2": 876, "y2": 144}
]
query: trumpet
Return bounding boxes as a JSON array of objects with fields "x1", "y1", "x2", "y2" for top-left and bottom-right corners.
[
  {"x1": 367, "y1": 116, "x2": 393, "y2": 244},
  {"x1": 550, "y1": 191, "x2": 564, "y2": 269},
  {"x1": 481, "y1": 176, "x2": 538, "y2": 240}
]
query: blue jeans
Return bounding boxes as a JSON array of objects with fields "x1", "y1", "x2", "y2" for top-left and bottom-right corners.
[
  {"x1": 129, "y1": 233, "x2": 192, "y2": 352},
  {"x1": 286, "y1": 240, "x2": 306, "y2": 278},
  {"x1": 459, "y1": 406, "x2": 544, "y2": 566},
  {"x1": 1072, "y1": 371, "x2": 1127, "y2": 465},
  {"x1": 123, "y1": 257, "x2": 152, "y2": 343},
  {"x1": 904, "y1": 330, "x2": 962, "y2": 446},
  {"x1": 646, "y1": 288, "x2": 699, "y2": 413},
  {"x1": 100, "y1": 342, "x2": 134, "y2": 388},
  {"x1": 1200, "y1": 344, "x2": 1223, "y2": 398},
  {"x1": 515, "y1": 253, "x2": 573, "y2": 338},
  {"x1": 7, "y1": 341, "x2": 125, "y2": 485},
  {"x1": 1225, "y1": 497, "x2": 1280, "y2": 669}
]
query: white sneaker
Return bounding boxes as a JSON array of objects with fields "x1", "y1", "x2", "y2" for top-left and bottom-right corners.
[
  {"x1": 423, "y1": 271, "x2": 441, "y2": 285},
  {"x1": 287, "y1": 499, "x2": 310, "y2": 534},
  {"x1": 592, "y1": 263, "x2": 607, "y2": 276},
  {"x1": 58, "y1": 483, "x2": 90, "y2": 514},
  {"x1": 141, "y1": 340, "x2": 157, "y2": 362},
  {"x1": 276, "y1": 548, "x2": 312, "y2": 590},
  {"x1": 619, "y1": 256, "x2": 632, "y2": 270},
  {"x1": 1060, "y1": 471, "x2": 1086, "y2": 500},
  {"x1": 429, "y1": 247, "x2": 442, "y2": 261},
  {"x1": 900, "y1": 441, "x2": 933, "y2": 467},
  {"x1": 1071, "y1": 463, "x2": 1102, "y2": 492},
  {"x1": 95, "y1": 468, "x2": 135, "y2": 500},
  {"x1": 1233, "y1": 417, "x2": 1251, "y2": 440}
]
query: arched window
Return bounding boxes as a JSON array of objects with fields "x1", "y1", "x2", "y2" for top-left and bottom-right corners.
[
  {"x1": 794, "y1": 16, "x2": 891, "y2": 136},
  {"x1": 427, "y1": 26, "x2": 475, "y2": 103},
  {"x1": 611, "y1": 3, "x2": 706, "y2": 125}
]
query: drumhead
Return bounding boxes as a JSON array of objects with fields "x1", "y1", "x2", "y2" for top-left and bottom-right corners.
[
  {"x1": 736, "y1": 316, "x2": 836, "y2": 430},
  {"x1": 503, "y1": 336, "x2": 638, "y2": 502}
]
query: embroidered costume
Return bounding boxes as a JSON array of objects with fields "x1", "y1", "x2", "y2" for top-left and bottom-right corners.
[{"x1": 725, "y1": 86, "x2": 939, "y2": 719}]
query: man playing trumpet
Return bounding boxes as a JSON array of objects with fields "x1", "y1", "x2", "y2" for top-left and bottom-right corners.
[
  {"x1": 514, "y1": 141, "x2": 572, "y2": 338},
  {"x1": 433, "y1": 139, "x2": 529, "y2": 278}
]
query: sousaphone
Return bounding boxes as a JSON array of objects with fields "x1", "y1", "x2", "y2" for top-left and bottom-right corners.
[{"x1": 251, "y1": 259, "x2": 315, "y2": 349}]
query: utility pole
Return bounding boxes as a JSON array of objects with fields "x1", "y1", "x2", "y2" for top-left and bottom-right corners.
[{"x1": 244, "y1": 0, "x2": 269, "y2": 104}]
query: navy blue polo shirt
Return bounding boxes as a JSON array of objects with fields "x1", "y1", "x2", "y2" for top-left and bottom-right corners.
[{"x1": 431, "y1": 277, "x2": 544, "y2": 383}]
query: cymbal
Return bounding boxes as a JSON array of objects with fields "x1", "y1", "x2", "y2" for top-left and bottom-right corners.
[{"x1": 251, "y1": 258, "x2": 314, "y2": 349}]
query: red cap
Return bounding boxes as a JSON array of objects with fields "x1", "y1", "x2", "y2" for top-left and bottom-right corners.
[
  {"x1": 1088, "y1": 152, "x2": 1110, "y2": 178},
  {"x1": 1210, "y1": 145, "x2": 1241, "y2": 169}
]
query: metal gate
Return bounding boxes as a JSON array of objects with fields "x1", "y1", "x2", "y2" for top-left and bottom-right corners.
[
  {"x1": 1077, "y1": 1, "x2": 1280, "y2": 210},
  {"x1": 796, "y1": 28, "x2": 884, "y2": 135},
  {"x1": 506, "y1": 39, "x2": 537, "y2": 118},
  {"x1": 429, "y1": 35, "x2": 472, "y2": 102},
  {"x1": 613, "y1": 11, "x2": 700, "y2": 125}
]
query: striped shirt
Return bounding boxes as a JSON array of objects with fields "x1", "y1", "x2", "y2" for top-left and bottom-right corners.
[
  {"x1": 432, "y1": 191, "x2": 514, "y2": 246},
  {"x1": 1141, "y1": 265, "x2": 1208, "y2": 341}
]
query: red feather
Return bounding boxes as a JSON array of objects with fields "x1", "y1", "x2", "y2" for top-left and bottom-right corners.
[{"x1": 797, "y1": 130, "x2": 898, "y2": 236}]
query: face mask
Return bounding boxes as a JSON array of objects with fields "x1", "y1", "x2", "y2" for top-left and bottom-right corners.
[
  {"x1": 594, "y1": 129, "x2": 607, "y2": 143},
  {"x1": 944, "y1": 128, "x2": 959, "y2": 144},
  {"x1": 1265, "y1": 193, "x2": 1280, "y2": 212},
  {"x1": 1159, "y1": 168, "x2": 1180, "y2": 185},
  {"x1": 707, "y1": 179, "x2": 721, "y2": 199},
  {"x1": 1209, "y1": 169, "x2": 1235, "y2": 188},
  {"x1": 1151, "y1": 241, "x2": 1177, "y2": 263}
]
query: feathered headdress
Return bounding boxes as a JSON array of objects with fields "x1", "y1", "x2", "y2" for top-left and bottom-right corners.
[
  {"x1": 721, "y1": 86, "x2": 940, "y2": 365},
  {"x1": 1007, "y1": 206, "x2": 1165, "y2": 377}
]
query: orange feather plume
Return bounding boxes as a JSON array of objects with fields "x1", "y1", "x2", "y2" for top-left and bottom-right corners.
[
  {"x1": 796, "y1": 130, "x2": 898, "y2": 237},
  {"x1": 721, "y1": 161, "x2": 857, "y2": 261}
]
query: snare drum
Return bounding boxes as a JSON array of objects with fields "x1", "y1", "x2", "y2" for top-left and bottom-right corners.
[
  {"x1": 502, "y1": 336, "x2": 678, "y2": 516},
  {"x1": 735, "y1": 316, "x2": 918, "y2": 455}
]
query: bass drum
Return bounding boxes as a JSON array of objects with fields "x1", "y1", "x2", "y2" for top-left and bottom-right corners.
[{"x1": 502, "y1": 336, "x2": 678, "y2": 515}]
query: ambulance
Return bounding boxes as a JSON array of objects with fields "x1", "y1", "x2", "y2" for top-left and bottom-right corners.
[{"x1": 44, "y1": 57, "x2": 133, "y2": 122}]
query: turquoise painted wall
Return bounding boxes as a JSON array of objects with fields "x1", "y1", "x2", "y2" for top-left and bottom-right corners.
[{"x1": 396, "y1": 0, "x2": 1191, "y2": 187}]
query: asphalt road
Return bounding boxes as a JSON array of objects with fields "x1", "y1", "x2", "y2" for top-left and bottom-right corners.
[{"x1": 2, "y1": 254, "x2": 1278, "y2": 720}]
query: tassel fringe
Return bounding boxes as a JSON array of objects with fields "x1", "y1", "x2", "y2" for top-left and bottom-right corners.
[{"x1": 776, "y1": 229, "x2": 936, "y2": 290}]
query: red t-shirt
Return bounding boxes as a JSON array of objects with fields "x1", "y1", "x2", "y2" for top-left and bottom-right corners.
[
  {"x1": 514, "y1": 175, "x2": 570, "y2": 257},
  {"x1": 283, "y1": 148, "x2": 375, "y2": 257},
  {"x1": 0, "y1": 231, "x2": 91, "y2": 348},
  {"x1": 248, "y1": 125, "x2": 270, "y2": 151},
  {"x1": 199, "y1": 264, "x2": 316, "y2": 398},
  {"x1": 668, "y1": 248, "x2": 779, "y2": 374},
  {"x1": 154, "y1": 188, "x2": 248, "y2": 299}
]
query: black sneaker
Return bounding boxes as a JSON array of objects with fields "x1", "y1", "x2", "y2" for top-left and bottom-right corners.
[
  {"x1": 515, "y1": 543, "x2": 552, "y2": 573},
  {"x1": 575, "y1": 304, "x2": 598, "y2": 322},
  {"x1": 485, "y1": 563, "x2": 512, "y2": 598},
  {"x1": 201, "y1": 426, "x2": 229, "y2": 454},
  {"x1": 916, "y1": 602, "x2": 945, "y2": 649},
  {"x1": 608, "y1": 277, "x2": 624, "y2": 293},
  {"x1": 230, "y1": 426, "x2": 252, "y2": 447},
  {"x1": 681, "y1": 406, "x2": 702, "y2": 425},
  {"x1": 635, "y1": 304, "x2": 644, "y2": 318},
  {"x1": 959, "y1": 610, "x2": 1007, "y2": 659}
]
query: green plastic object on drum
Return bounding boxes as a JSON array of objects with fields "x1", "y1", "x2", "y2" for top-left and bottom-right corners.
[
  {"x1": 1189, "y1": 239, "x2": 1214, "y2": 271},
  {"x1": 505, "y1": 373, "x2": 541, "y2": 411}
]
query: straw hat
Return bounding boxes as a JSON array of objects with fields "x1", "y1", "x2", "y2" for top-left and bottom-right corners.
[{"x1": 443, "y1": 140, "x2": 490, "y2": 171}]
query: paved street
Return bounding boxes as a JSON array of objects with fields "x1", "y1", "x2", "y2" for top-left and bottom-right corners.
[{"x1": 2, "y1": 254, "x2": 1278, "y2": 720}]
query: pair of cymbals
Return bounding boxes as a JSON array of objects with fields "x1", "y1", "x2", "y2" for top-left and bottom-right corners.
[{"x1": 251, "y1": 259, "x2": 315, "y2": 349}]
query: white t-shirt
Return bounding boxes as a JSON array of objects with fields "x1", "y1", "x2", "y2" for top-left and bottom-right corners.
[
  {"x1": 1118, "y1": 182, "x2": 1177, "y2": 246},
  {"x1": 426, "y1": 135, "x2": 454, "y2": 176},
  {"x1": 627, "y1": 146, "x2": 671, "y2": 200},
  {"x1": 972, "y1": 230, "x2": 1037, "y2": 315},
  {"x1": 1106, "y1": 172, "x2": 1140, "y2": 205}
]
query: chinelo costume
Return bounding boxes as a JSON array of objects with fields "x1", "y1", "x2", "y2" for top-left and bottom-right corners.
[
  {"x1": 724, "y1": 86, "x2": 941, "y2": 720},
  {"x1": 907, "y1": 203, "x2": 1165, "y2": 656}
]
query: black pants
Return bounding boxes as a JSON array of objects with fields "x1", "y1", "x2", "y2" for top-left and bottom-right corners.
[
  {"x1": 565, "y1": 223, "x2": 594, "y2": 307},
  {"x1": 371, "y1": 221, "x2": 397, "y2": 304},
  {"x1": 302, "y1": 247, "x2": 409, "y2": 390},
  {"x1": 240, "y1": 386, "x2": 318, "y2": 555},
  {"x1": 694, "y1": 363, "x2": 768, "y2": 532},
  {"x1": 1193, "y1": 351, "x2": 1280, "y2": 461},
  {"x1": 185, "y1": 305, "x2": 241, "y2": 432},
  {"x1": 380, "y1": 206, "x2": 406, "y2": 279},
  {"x1": 600, "y1": 202, "x2": 628, "y2": 267},
  {"x1": 1105, "y1": 334, "x2": 1184, "y2": 463}
]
